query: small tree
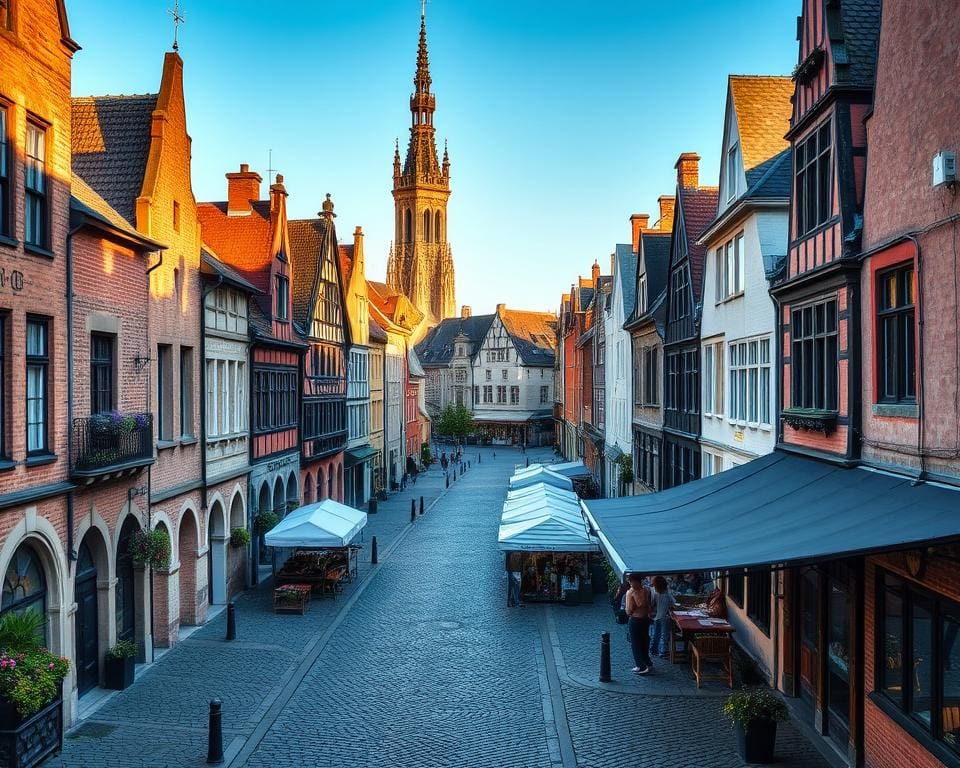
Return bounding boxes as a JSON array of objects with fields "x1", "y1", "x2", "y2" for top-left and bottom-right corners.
[{"x1": 436, "y1": 404, "x2": 475, "y2": 445}]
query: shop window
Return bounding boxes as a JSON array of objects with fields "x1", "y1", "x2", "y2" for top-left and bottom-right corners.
[
  {"x1": 726, "y1": 570, "x2": 744, "y2": 607},
  {"x1": 1, "y1": 544, "x2": 47, "y2": 645},
  {"x1": 877, "y1": 264, "x2": 916, "y2": 403},
  {"x1": 746, "y1": 570, "x2": 771, "y2": 635},
  {"x1": 876, "y1": 570, "x2": 960, "y2": 758},
  {"x1": 790, "y1": 299, "x2": 838, "y2": 411}
]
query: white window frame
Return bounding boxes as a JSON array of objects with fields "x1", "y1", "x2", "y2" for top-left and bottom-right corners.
[
  {"x1": 726, "y1": 143, "x2": 740, "y2": 201},
  {"x1": 715, "y1": 231, "x2": 745, "y2": 302},
  {"x1": 728, "y1": 335, "x2": 772, "y2": 429},
  {"x1": 702, "y1": 340, "x2": 724, "y2": 418}
]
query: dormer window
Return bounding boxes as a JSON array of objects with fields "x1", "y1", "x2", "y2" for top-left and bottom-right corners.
[
  {"x1": 275, "y1": 275, "x2": 289, "y2": 322},
  {"x1": 637, "y1": 273, "x2": 647, "y2": 315},
  {"x1": 726, "y1": 143, "x2": 740, "y2": 201}
]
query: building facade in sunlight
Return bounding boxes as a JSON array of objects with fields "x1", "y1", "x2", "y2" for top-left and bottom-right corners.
[{"x1": 385, "y1": 12, "x2": 456, "y2": 330}]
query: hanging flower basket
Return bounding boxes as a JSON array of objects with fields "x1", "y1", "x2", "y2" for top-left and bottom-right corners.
[
  {"x1": 127, "y1": 528, "x2": 171, "y2": 569},
  {"x1": 230, "y1": 527, "x2": 251, "y2": 549}
]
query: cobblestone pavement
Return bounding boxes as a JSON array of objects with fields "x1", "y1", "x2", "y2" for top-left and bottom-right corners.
[{"x1": 48, "y1": 447, "x2": 832, "y2": 768}]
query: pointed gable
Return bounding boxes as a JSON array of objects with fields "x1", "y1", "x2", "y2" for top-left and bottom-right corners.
[
  {"x1": 729, "y1": 76, "x2": 793, "y2": 182},
  {"x1": 500, "y1": 309, "x2": 557, "y2": 366},
  {"x1": 288, "y1": 215, "x2": 346, "y2": 345}
]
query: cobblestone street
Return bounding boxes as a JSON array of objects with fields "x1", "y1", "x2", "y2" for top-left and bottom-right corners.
[{"x1": 47, "y1": 448, "x2": 831, "y2": 768}]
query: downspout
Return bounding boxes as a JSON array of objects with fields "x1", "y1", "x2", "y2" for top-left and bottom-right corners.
[
  {"x1": 66, "y1": 222, "x2": 82, "y2": 564},
  {"x1": 906, "y1": 233, "x2": 926, "y2": 484},
  {"x1": 144, "y1": 250, "x2": 164, "y2": 658},
  {"x1": 770, "y1": 275, "x2": 783, "y2": 692}
]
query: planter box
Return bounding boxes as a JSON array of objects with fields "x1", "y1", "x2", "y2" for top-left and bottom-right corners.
[
  {"x1": 104, "y1": 655, "x2": 135, "y2": 690},
  {"x1": 735, "y1": 719, "x2": 778, "y2": 764},
  {"x1": 0, "y1": 697, "x2": 63, "y2": 768}
]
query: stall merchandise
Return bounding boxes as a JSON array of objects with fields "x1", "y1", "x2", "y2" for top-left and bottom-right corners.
[{"x1": 508, "y1": 551, "x2": 593, "y2": 603}]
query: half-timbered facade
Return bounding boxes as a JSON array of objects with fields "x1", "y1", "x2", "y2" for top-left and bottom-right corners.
[
  {"x1": 289, "y1": 197, "x2": 349, "y2": 505},
  {"x1": 661, "y1": 154, "x2": 718, "y2": 489}
]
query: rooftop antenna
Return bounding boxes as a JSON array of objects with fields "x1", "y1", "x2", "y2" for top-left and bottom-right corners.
[
  {"x1": 267, "y1": 148, "x2": 276, "y2": 183},
  {"x1": 421, "y1": 0, "x2": 428, "y2": 18},
  {"x1": 169, "y1": 0, "x2": 185, "y2": 51}
]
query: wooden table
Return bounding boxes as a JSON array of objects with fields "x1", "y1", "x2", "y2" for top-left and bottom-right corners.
[
  {"x1": 273, "y1": 583, "x2": 312, "y2": 614},
  {"x1": 669, "y1": 610, "x2": 735, "y2": 664}
]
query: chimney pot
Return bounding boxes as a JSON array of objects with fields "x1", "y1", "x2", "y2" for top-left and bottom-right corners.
[
  {"x1": 461, "y1": 305, "x2": 472, "y2": 319},
  {"x1": 656, "y1": 195, "x2": 676, "y2": 233},
  {"x1": 226, "y1": 164, "x2": 262, "y2": 216},
  {"x1": 630, "y1": 213, "x2": 650, "y2": 254},
  {"x1": 675, "y1": 152, "x2": 700, "y2": 189},
  {"x1": 591, "y1": 260, "x2": 600, "y2": 285},
  {"x1": 496, "y1": 303, "x2": 506, "y2": 313}
]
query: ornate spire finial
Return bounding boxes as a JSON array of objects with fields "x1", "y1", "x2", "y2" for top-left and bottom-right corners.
[
  {"x1": 320, "y1": 193, "x2": 336, "y2": 219},
  {"x1": 415, "y1": 7, "x2": 431, "y2": 95},
  {"x1": 168, "y1": 0, "x2": 185, "y2": 51}
]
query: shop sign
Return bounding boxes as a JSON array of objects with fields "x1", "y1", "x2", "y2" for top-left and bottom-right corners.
[
  {"x1": 266, "y1": 454, "x2": 298, "y2": 472},
  {"x1": 0, "y1": 268, "x2": 25, "y2": 293},
  {"x1": 733, "y1": 430, "x2": 744, "y2": 442}
]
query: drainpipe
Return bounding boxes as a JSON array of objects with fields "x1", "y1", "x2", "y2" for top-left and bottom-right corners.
[
  {"x1": 66, "y1": 223, "x2": 83, "y2": 565},
  {"x1": 144, "y1": 250, "x2": 164, "y2": 660}
]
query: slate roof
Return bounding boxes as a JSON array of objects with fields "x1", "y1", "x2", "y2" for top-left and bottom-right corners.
[
  {"x1": 679, "y1": 186, "x2": 719, "y2": 303},
  {"x1": 415, "y1": 314, "x2": 495, "y2": 366},
  {"x1": 71, "y1": 95, "x2": 158, "y2": 224},
  {"x1": 197, "y1": 200, "x2": 274, "y2": 293},
  {"x1": 728, "y1": 76, "x2": 793, "y2": 185},
  {"x1": 248, "y1": 299, "x2": 272, "y2": 335},
  {"x1": 200, "y1": 249, "x2": 261, "y2": 294},
  {"x1": 500, "y1": 309, "x2": 557, "y2": 366},
  {"x1": 614, "y1": 244, "x2": 638, "y2": 319},
  {"x1": 288, "y1": 217, "x2": 333, "y2": 329},
  {"x1": 835, "y1": 0, "x2": 882, "y2": 88},
  {"x1": 635, "y1": 231, "x2": 672, "y2": 322},
  {"x1": 368, "y1": 318, "x2": 388, "y2": 344},
  {"x1": 69, "y1": 174, "x2": 160, "y2": 247},
  {"x1": 578, "y1": 287, "x2": 594, "y2": 312},
  {"x1": 746, "y1": 148, "x2": 792, "y2": 200}
]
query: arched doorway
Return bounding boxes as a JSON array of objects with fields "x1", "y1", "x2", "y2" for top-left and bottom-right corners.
[
  {"x1": 258, "y1": 483, "x2": 272, "y2": 566},
  {"x1": 285, "y1": 473, "x2": 298, "y2": 515},
  {"x1": 178, "y1": 512, "x2": 199, "y2": 626},
  {"x1": 304, "y1": 473, "x2": 314, "y2": 505},
  {"x1": 337, "y1": 463, "x2": 344, "y2": 502},
  {"x1": 74, "y1": 537, "x2": 99, "y2": 695},
  {"x1": 116, "y1": 516, "x2": 140, "y2": 646},
  {"x1": 317, "y1": 467, "x2": 325, "y2": 501},
  {"x1": 272, "y1": 479, "x2": 285, "y2": 518},
  {"x1": 207, "y1": 501, "x2": 226, "y2": 607},
  {"x1": 327, "y1": 468, "x2": 334, "y2": 500},
  {"x1": 1, "y1": 543, "x2": 48, "y2": 644},
  {"x1": 228, "y1": 492, "x2": 245, "y2": 596}
]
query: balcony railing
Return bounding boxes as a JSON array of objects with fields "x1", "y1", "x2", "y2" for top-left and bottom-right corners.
[{"x1": 72, "y1": 412, "x2": 154, "y2": 478}]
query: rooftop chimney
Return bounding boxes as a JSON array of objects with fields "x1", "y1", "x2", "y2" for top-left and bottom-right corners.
[
  {"x1": 630, "y1": 213, "x2": 650, "y2": 254},
  {"x1": 591, "y1": 260, "x2": 600, "y2": 285},
  {"x1": 657, "y1": 195, "x2": 676, "y2": 233},
  {"x1": 352, "y1": 226, "x2": 365, "y2": 278},
  {"x1": 675, "y1": 153, "x2": 700, "y2": 189},
  {"x1": 496, "y1": 303, "x2": 506, "y2": 313},
  {"x1": 226, "y1": 163, "x2": 262, "y2": 216},
  {"x1": 269, "y1": 173, "x2": 287, "y2": 215},
  {"x1": 461, "y1": 305, "x2": 472, "y2": 319}
]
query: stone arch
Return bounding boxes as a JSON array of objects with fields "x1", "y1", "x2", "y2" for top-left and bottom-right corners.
[
  {"x1": 317, "y1": 466, "x2": 326, "y2": 501},
  {"x1": 304, "y1": 472, "x2": 314, "y2": 504},
  {"x1": 74, "y1": 526, "x2": 110, "y2": 696},
  {"x1": 435, "y1": 210, "x2": 442, "y2": 242},
  {"x1": 257, "y1": 481, "x2": 272, "y2": 567},
  {"x1": 0, "y1": 518, "x2": 67, "y2": 659},
  {"x1": 228, "y1": 489, "x2": 246, "y2": 598},
  {"x1": 422, "y1": 209, "x2": 432, "y2": 243},
  {"x1": 177, "y1": 508, "x2": 200, "y2": 627},
  {"x1": 337, "y1": 462, "x2": 344, "y2": 501},
  {"x1": 207, "y1": 498, "x2": 227, "y2": 607},
  {"x1": 149, "y1": 517, "x2": 175, "y2": 648},
  {"x1": 115, "y1": 514, "x2": 146, "y2": 656},
  {"x1": 327, "y1": 465, "x2": 334, "y2": 500}
]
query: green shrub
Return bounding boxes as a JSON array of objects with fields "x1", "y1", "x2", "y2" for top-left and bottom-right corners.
[
  {"x1": 128, "y1": 528, "x2": 171, "y2": 569},
  {"x1": 0, "y1": 648, "x2": 70, "y2": 717},
  {"x1": 230, "y1": 527, "x2": 251, "y2": 548},
  {"x1": 0, "y1": 611, "x2": 46, "y2": 653},
  {"x1": 105, "y1": 640, "x2": 138, "y2": 660},
  {"x1": 722, "y1": 688, "x2": 788, "y2": 728},
  {"x1": 255, "y1": 511, "x2": 279, "y2": 534}
]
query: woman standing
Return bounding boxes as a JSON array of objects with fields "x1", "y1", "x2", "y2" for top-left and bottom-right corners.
[
  {"x1": 649, "y1": 575, "x2": 677, "y2": 659},
  {"x1": 625, "y1": 573, "x2": 653, "y2": 675}
]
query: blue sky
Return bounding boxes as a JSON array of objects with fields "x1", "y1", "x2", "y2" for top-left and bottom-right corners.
[{"x1": 69, "y1": 0, "x2": 798, "y2": 315}]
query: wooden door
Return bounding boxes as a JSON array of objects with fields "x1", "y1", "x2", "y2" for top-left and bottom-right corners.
[{"x1": 75, "y1": 572, "x2": 99, "y2": 695}]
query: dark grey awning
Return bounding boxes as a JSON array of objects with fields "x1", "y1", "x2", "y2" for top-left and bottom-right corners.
[{"x1": 582, "y1": 451, "x2": 960, "y2": 576}]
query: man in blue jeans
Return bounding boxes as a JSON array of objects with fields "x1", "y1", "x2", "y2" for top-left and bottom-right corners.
[{"x1": 625, "y1": 573, "x2": 653, "y2": 674}]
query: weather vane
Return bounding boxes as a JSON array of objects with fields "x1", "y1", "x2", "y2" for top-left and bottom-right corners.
[
  {"x1": 169, "y1": 0, "x2": 185, "y2": 52},
  {"x1": 420, "y1": 0, "x2": 428, "y2": 19}
]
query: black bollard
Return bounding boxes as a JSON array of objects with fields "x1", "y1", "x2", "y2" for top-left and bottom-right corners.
[
  {"x1": 599, "y1": 632, "x2": 612, "y2": 683},
  {"x1": 525, "y1": 457, "x2": 530, "y2": 468},
  {"x1": 207, "y1": 698, "x2": 224, "y2": 764},
  {"x1": 453, "y1": 470, "x2": 457, "y2": 482},
  {"x1": 419, "y1": 496, "x2": 424, "y2": 515},
  {"x1": 225, "y1": 602, "x2": 236, "y2": 641},
  {"x1": 478, "y1": 453, "x2": 481, "y2": 464},
  {"x1": 445, "y1": 473, "x2": 449, "y2": 488},
  {"x1": 371, "y1": 536, "x2": 378, "y2": 565},
  {"x1": 410, "y1": 499, "x2": 416, "y2": 522}
]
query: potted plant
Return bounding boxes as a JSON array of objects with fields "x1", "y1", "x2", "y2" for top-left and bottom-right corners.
[
  {"x1": 722, "y1": 687, "x2": 788, "y2": 764},
  {"x1": 104, "y1": 640, "x2": 138, "y2": 690},
  {"x1": 230, "y1": 527, "x2": 251, "y2": 549},
  {"x1": 0, "y1": 612, "x2": 70, "y2": 768},
  {"x1": 255, "y1": 511, "x2": 279, "y2": 534},
  {"x1": 127, "y1": 528, "x2": 171, "y2": 570}
]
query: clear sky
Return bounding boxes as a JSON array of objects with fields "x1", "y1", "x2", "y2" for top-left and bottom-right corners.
[{"x1": 69, "y1": 0, "x2": 798, "y2": 316}]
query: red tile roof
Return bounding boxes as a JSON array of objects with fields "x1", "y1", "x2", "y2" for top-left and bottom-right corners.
[
  {"x1": 197, "y1": 200, "x2": 274, "y2": 292},
  {"x1": 680, "y1": 186, "x2": 720, "y2": 301}
]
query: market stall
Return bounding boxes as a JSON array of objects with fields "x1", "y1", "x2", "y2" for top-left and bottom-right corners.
[
  {"x1": 498, "y1": 493, "x2": 599, "y2": 604},
  {"x1": 507, "y1": 465, "x2": 574, "y2": 493},
  {"x1": 265, "y1": 500, "x2": 367, "y2": 598}
]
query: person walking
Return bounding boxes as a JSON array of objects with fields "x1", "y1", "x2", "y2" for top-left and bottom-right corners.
[
  {"x1": 625, "y1": 573, "x2": 653, "y2": 675},
  {"x1": 649, "y1": 575, "x2": 677, "y2": 659}
]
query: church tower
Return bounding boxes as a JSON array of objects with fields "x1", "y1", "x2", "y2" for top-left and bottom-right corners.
[{"x1": 385, "y1": 10, "x2": 456, "y2": 325}]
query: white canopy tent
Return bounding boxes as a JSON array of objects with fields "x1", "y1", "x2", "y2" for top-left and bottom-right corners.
[
  {"x1": 506, "y1": 482, "x2": 578, "y2": 504},
  {"x1": 265, "y1": 500, "x2": 367, "y2": 549},
  {"x1": 503, "y1": 491, "x2": 583, "y2": 522},
  {"x1": 548, "y1": 460, "x2": 592, "y2": 479},
  {"x1": 508, "y1": 465, "x2": 573, "y2": 492},
  {"x1": 497, "y1": 511, "x2": 599, "y2": 552}
]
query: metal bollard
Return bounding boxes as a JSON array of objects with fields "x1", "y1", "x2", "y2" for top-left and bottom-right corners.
[
  {"x1": 371, "y1": 536, "x2": 378, "y2": 565},
  {"x1": 525, "y1": 457, "x2": 530, "y2": 468},
  {"x1": 599, "y1": 632, "x2": 612, "y2": 683},
  {"x1": 410, "y1": 499, "x2": 416, "y2": 522},
  {"x1": 225, "y1": 602, "x2": 236, "y2": 642},
  {"x1": 419, "y1": 496, "x2": 424, "y2": 515},
  {"x1": 207, "y1": 698, "x2": 224, "y2": 764},
  {"x1": 445, "y1": 474, "x2": 449, "y2": 488},
  {"x1": 453, "y1": 470, "x2": 457, "y2": 482},
  {"x1": 478, "y1": 453, "x2": 481, "y2": 463}
]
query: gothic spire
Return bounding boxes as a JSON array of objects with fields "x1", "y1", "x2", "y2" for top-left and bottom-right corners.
[
  {"x1": 402, "y1": 10, "x2": 442, "y2": 183},
  {"x1": 414, "y1": 12, "x2": 432, "y2": 96}
]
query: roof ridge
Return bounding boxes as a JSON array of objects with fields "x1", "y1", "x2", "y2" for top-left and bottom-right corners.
[{"x1": 72, "y1": 93, "x2": 159, "y2": 101}]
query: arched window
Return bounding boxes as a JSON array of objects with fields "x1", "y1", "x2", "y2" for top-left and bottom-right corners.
[
  {"x1": 435, "y1": 211, "x2": 442, "y2": 242},
  {"x1": 404, "y1": 209, "x2": 412, "y2": 243},
  {"x1": 327, "y1": 469, "x2": 334, "y2": 500},
  {"x1": 2, "y1": 544, "x2": 47, "y2": 642},
  {"x1": 423, "y1": 210, "x2": 432, "y2": 243}
]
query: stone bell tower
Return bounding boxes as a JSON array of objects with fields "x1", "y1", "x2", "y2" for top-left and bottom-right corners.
[{"x1": 385, "y1": 9, "x2": 456, "y2": 326}]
